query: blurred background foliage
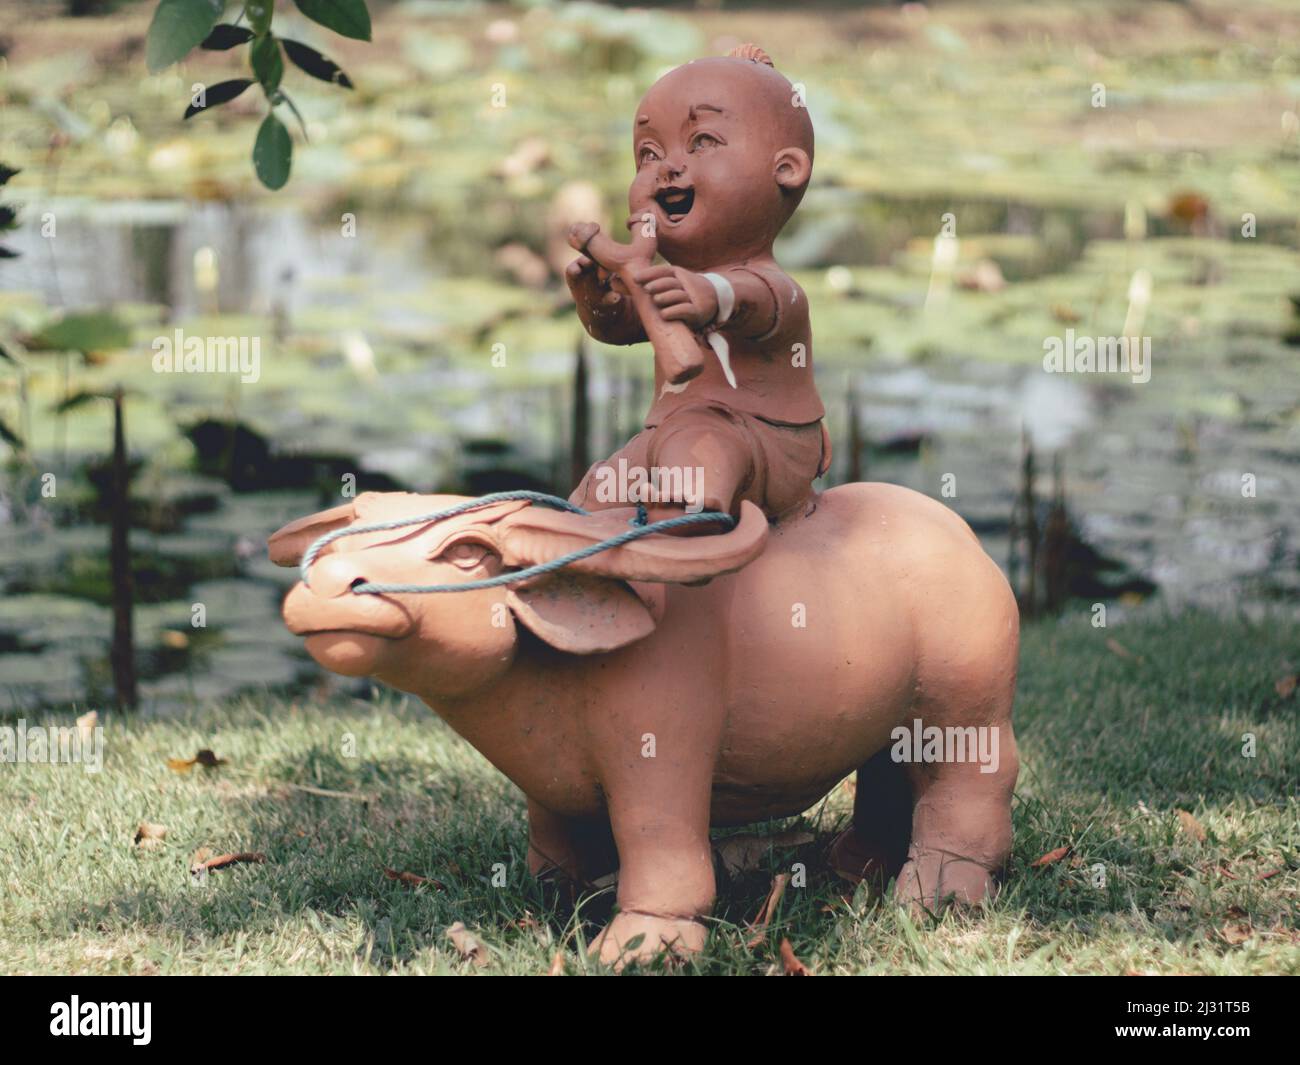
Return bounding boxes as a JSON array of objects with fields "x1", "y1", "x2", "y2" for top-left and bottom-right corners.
[{"x1": 0, "y1": 0, "x2": 1298, "y2": 710}]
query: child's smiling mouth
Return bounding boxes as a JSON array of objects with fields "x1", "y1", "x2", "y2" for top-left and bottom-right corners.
[{"x1": 655, "y1": 186, "x2": 695, "y2": 224}]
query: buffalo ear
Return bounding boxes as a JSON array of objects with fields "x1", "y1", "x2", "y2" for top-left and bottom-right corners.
[
  {"x1": 268, "y1": 501, "x2": 357, "y2": 567},
  {"x1": 496, "y1": 501, "x2": 769, "y2": 585},
  {"x1": 506, "y1": 571, "x2": 656, "y2": 654}
]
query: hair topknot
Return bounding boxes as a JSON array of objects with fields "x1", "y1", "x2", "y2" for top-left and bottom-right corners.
[{"x1": 727, "y1": 43, "x2": 774, "y2": 67}]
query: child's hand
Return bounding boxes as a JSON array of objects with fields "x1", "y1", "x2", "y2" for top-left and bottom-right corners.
[
  {"x1": 632, "y1": 265, "x2": 720, "y2": 330},
  {"x1": 566, "y1": 252, "x2": 626, "y2": 314},
  {"x1": 566, "y1": 240, "x2": 645, "y2": 344}
]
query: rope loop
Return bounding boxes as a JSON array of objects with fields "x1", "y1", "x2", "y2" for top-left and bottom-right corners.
[{"x1": 299, "y1": 490, "x2": 735, "y2": 595}]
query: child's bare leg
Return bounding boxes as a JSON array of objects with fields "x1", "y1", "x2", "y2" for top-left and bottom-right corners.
[
  {"x1": 571, "y1": 413, "x2": 752, "y2": 534},
  {"x1": 639, "y1": 414, "x2": 751, "y2": 532}
]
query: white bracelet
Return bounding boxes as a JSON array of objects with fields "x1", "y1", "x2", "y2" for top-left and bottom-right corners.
[{"x1": 700, "y1": 272, "x2": 736, "y2": 326}]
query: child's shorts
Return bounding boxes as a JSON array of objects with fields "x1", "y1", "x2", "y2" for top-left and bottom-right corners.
[{"x1": 570, "y1": 402, "x2": 831, "y2": 521}]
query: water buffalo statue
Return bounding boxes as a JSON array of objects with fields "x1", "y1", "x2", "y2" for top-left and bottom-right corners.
[{"x1": 269, "y1": 484, "x2": 1019, "y2": 967}]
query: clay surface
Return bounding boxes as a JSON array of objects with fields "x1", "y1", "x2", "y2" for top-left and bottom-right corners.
[
  {"x1": 270, "y1": 485, "x2": 1019, "y2": 967},
  {"x1": 566, "y1": 46, "x2": 824, "y2": 525},
  {"x1": 270, "y1": 47, "x2": 1020, "y2": 968}
]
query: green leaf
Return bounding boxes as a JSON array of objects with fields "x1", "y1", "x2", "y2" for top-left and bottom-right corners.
[
  {"x1": 293, "y1": 0, "x2": 371, "y2": 41},
  {"x1": 245, "y1": 0, "x2": 274, "y2": 36},
  {"x1": 251, "y1": 35, "x2": 284, "y2": 93},
  {"x1": 201, "y1": 24, "x2": 254, "y2": 50},
  {"x1": 253, "y1": 112, "x2": 293, "y2": 190},
  {"x1": 145, "y1": 0, "x2": 226, "y2": 74},
  {"x1": 282, "y1": 38, "x2": 353, "y2": 88},
  {"x1": 183, "y1": 78, "x2": 254, "y2": 119},
  {"x1": 30, "y1": 311, "x2": 133, "y2": 353},
  {"x1": 276, "y1": 90, "x2": 310, "y2": 140}
]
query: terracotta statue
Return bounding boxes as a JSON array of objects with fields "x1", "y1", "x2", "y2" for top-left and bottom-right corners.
[
  {"x1": 268, "y1": 48, "x2": 1020, "y2": 968},
  {"x1": 565, "y1": 45, "x2": 830, "y2": 525},
  {"x1": 270, "y1": 487, "x2": 1019, "y2": 967}
]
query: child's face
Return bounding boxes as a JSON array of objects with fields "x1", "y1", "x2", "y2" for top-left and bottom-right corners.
[{"x1": 629, "y1": 64, "x2": 790, "y2": 269}]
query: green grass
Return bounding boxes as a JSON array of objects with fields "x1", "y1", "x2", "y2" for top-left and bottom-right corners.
[{"x1": 1, "y1": 608, "x2": 1296, "y2": 975}]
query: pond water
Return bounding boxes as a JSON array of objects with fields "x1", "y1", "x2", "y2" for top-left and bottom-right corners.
[{"x1": 1, "y1": 193, "x2": 1296, "y2": 712}]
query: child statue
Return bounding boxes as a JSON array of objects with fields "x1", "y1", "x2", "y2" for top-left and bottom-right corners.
[{"x1": 566, "y1": 45, "x2": 832, "y2": 527}]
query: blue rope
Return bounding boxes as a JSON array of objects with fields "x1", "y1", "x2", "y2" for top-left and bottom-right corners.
[
  {"x1": 300, "y1": 489, "x2": 736, "y2": 595},
  {"x1": 299, "y1": 490, "x2": 580, "y2": 583}
]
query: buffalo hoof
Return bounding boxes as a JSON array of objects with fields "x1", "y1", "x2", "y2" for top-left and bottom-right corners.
[
  {"x1": 894, "y1": 849, "x2": 998, "y2": 914},
  {"x1": 590, "y1": 910, "x2": 708, "y2": 970}
]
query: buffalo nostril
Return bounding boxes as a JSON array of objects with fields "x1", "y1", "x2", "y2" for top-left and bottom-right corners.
[{"x1": 307, "y1": 555, "x2": 373, "y2": 597}]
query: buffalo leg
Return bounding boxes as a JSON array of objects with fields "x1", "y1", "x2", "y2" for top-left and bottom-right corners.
[
  {"x1": 526, "y1": 799, "x2": 618, "y2": 890},
  {"x1": 894, "y1": 725, "x2": 1019, "y2": 910},
  {"x1": 829, "y1": 747, "x2": 913, "y2": 892},
  {"x1": 587, "y1": 736, "x2": 718, "y2": 967}
]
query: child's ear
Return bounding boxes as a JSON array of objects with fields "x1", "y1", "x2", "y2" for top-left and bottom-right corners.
[{"x1": 773, "y1": 148, "x2": 812, "y2": 194}]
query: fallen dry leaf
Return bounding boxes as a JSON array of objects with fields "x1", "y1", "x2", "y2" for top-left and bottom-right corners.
[
  {"x1": 1176, "y1": 809, "x2": 1207, "y2": 843},
  {"x1": 133, "y1": 822, "x2": 167, "y2": 849},
  {"x1": 1031, "y1": 845, "x2": 1071, "y2": 868},
  {"x1": 547, "y1": 950, "x2": 565, "y2": 976},
  {"x1": 382, "y1": 867, "x2": 444, "y2": 889},
  {"x1": 167, "y1": 748, "x2": 226, "y2": 773},
  {"x1": 715, "y1": 830, "x2": 814, "y2": 876},
  {"x1": 746, "y1": 873, "x2": 790, "y2": 949},
  {"x1": 779, "y1": 937, "x2": 809, "y2": 976},
  {"x1": 446, "y1": 921, "x2": 488, "y2": 967},
  {"x1": 1275, "y1": 674, "x2": 1297, "y2": 699},
  {"x1": 75, "y1": 710, "x2": 98, "y2": 745},
  {"x1": 189, "y1": 848, "x2": 265, "y2": 875},
  {"x1": 1221, "y1": 922, "x2": 1252, "y2": 945},
  {"x1": 1105, "y1": 637, "x2": 1143, "y2": 663}
]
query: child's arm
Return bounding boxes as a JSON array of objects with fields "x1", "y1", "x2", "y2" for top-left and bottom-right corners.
[
  {"x1": 566, "y1": 255, "x2": 647, "y2": 346},
  {"x1": 633, "y1": 263, "x2": 804, "y2": 343}
]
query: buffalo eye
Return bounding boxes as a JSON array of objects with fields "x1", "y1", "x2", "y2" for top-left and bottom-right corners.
[{"x1": 439, "y1": 541, "x2": 491, "y2": 570}]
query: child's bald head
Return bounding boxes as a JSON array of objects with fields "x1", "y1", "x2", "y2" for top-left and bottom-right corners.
[
  {"x1": 629, "y1": 46, "x2": 814, "y2": 269},
  {"x1": 646, "y1": 49, "x2": 815, "y2": 165}
]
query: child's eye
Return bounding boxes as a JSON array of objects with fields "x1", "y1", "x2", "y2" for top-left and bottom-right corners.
[
  {"x1": 690, "y1": 133, "x2": 721, "y2": 152},
  {"x1": 637, "y1": 146, "x2": 662, "y2": 166}
]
